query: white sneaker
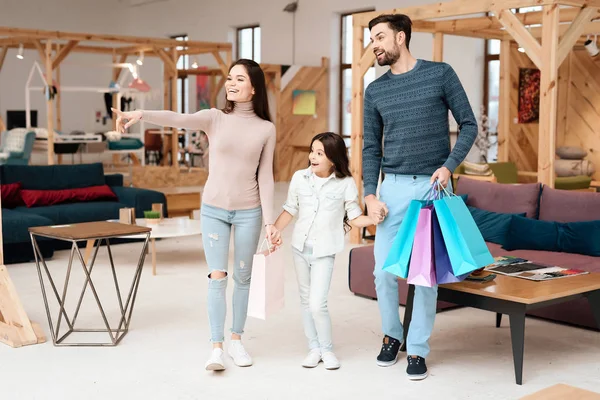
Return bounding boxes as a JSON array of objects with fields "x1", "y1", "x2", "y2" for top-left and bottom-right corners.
[
  {"x1": 322, "y1": 351, "x2": 341, "y2": 370},
  {"x1": 301, "y1": 349, "x2": 322, "y2": 368},
  {"x1": 228, "y1": 340, "x2": 253, "y2": 367},
  {"x1": 205, "y1": 348, "x2": 225, "y2": 371}
]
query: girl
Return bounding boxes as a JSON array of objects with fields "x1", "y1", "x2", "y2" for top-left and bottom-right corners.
[
  {"x1": 272, "y1": 132, "x2": 375, "y2": 370},
  {"x1": 112, "y1": 59, "x2": 279, "y2": 371}
]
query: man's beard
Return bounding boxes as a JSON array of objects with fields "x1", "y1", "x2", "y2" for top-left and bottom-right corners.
[{"x1": 376, "y1": 45, "x2": 401, "y2": 66}]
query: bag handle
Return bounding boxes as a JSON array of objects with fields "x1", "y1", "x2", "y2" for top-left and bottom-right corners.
[
  {"x1": 259, "y1": 238, "x2": 274, "y2": 254},
  {"x1": 434, "y1": 179, "x2": 455, "y2": 198}
]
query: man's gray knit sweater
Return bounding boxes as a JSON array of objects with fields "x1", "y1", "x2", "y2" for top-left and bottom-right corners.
[{"x1": 362, "y1": 59, "x2": 477, "y2": 197}]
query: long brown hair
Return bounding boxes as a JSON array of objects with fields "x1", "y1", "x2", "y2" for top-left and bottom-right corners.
[
  {"x1": 308, "y1": 132, "x2": 353, "y2": 232},
  {"x1": 308, "y1": 132, "x2": 352, "y2": 178},
  {"x1": 221, "y1": 59, "x2": 271, "y2": 122}
]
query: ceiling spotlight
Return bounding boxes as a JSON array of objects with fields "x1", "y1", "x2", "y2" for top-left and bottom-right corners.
[
  {"x1": 191, "y1": 58, "x2": 198, "y2": 69},
  {"x1": 16, "y1": 43, "x2": 24, "y2": 60},
  {"x1": 518, "y1": 47, "x2": 525, "y2": 53},
  {"x1": 136, "y1": 51, "x2": 144, "y2": 66},
  {"x1": 283, "y1": 1, "x2": 298, "y2": 12}
]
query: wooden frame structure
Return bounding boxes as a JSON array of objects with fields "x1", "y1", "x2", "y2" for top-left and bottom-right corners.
[
  {"x1": 350, "y1": 0, "x2": 600, "y2": 243},
  {"x1": 0, "y1": 27, "x2": 232, "y2": 167}
]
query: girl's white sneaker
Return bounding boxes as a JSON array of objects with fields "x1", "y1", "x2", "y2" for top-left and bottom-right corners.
[
  {"x1": 301, "y1": 349, "x2": 322, "y2": 368},
  {"x1": 228, "y1": 340, "x2": 253, "y2": 367},
  {"x1": 205, "y1": 348, "x2": 226, "y2": 371},
  {"x1": 322, "y1": 352, "x2": 341, "y2": 370}
]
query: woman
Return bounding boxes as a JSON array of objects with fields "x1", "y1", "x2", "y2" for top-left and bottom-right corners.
[{"x1": 112, "y1": 59, "x2": 278, "y2": 371}]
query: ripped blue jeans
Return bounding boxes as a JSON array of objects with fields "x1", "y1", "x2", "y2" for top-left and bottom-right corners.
[{"x1": 201, "y1": 203, "x2": 263, "y2": 343}]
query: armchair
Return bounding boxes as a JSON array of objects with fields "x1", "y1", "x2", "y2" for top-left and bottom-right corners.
[{"x1": 0, "y1": 129, "x2": 35, "y2": 165}]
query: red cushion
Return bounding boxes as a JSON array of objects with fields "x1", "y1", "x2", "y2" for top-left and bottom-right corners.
[
  {"x1": 1, "y1": 182, "x2": 24, "y2": 208},
  {"x1": 20, "y1": 185, "x2": 118, "y2": 207}
]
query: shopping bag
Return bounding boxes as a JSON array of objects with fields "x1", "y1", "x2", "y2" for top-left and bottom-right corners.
[
  {"x1": 247, "y1": 240, "x2": 285, "y2": 320},
  {"x1": 432, "y1": 208, "x2": 469, "y2": 284},
  {"x1": 382, "y1": 200, "x2": 424, "y2": 279},
  {"x1": 433, "y1": 189, "x2": 494, "y2": 276},
  {"x1": 407, "y1": 206, "x2": 437, "y2": 287}
]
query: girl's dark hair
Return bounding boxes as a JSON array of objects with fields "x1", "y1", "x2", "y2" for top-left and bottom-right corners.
[
  {"x1": 308, "y1": 132, "x2": 354, "y2": 232},
  {"x1": 221, "y1": 59, "x2": 271, "y2": 122}
]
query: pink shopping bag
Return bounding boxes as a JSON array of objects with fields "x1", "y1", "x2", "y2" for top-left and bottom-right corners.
[
  {"x1": 407, "y1": 205, "x2": 437, "y2": 287},
  {"x1": 247, "y1": 240, "x2": 285, "y2": 320}
]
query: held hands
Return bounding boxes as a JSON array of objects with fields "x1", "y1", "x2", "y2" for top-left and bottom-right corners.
[
  {"x1": 111, "y1": 107, "x2": 142, "y2": 133},
  {"x1": 365, "y1": 195, "x2": 388, "y2": 226},
  {"x1": 265, "y1": 224, "x2": 282, "y2": 247},
  {"x1": 430, "y1": 166, "x2": 452, "y2": 188}
]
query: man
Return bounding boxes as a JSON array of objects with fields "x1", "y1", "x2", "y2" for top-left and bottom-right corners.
[{"x1": 363, "y1": 14, "x2": 477, "y2": 380}]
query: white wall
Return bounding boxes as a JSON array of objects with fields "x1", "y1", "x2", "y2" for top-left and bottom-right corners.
[{"x1": 1, "y1": 0, "x2": 484, "y2": 143}]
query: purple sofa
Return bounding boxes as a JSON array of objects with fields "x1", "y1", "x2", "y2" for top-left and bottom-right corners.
[{"x1": 348, "y1": 177, "x2": 600, "y2": 330}]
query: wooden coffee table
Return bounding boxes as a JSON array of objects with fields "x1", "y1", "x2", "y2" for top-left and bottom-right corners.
[
  {"x1": 29, "y1": 221, "x2": 151, "y2": 346},
  {"x1": 401, "y1": 272, "x2": 600, "y2": 385}
]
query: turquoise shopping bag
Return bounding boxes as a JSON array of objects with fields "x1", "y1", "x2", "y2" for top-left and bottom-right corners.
[
  {"x1": 382, "y1": 185, "x2": 439, "y2": 279},
  {"x1": 381, "y1": 200, "x2": 423, "y2": 278},
  {"x1": 433, "y1": 188, "x2": 494, "y2": 276}
]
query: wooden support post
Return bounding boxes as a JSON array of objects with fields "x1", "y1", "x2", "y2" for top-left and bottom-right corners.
[
  {"x1": 556, "y1": 6, "x2": 597, "y2": 66},
  {"x1": 433, "y1": 32, "x2": 444, "y2": 61},
  {"x1": 350, "y1": 22, "x2": 367, "y2": 245},
  {"x1": 494, "y1": 8, "x2": 542, "y2": 69},
  {"x1": 538, "y1": 4, "x2": 560, "y2": 188},
  {"x1": 32, "y1": 39, "x2": 46, "y2": 62},
  {"x1": 45, "y1": 40, "x2": 55, "y2": 165},
  {"x1": 0, "y1": 191, "x2": 46, "y2": 347},
  {"x1": 498, "y1": 40, "x2": 511, "y2": 162},
  {"x1": 171, "y1": 47, "x2": 178, "y2": 168},
  {"x1": 51, "y1": 40, "x2": 78, "y2": 70},
  {"x1": 55, "y1": 44, "x2": 62, "y2": 133},
  {"x1": 0, "y1": 45, "x2": 7, "y2": 73}
]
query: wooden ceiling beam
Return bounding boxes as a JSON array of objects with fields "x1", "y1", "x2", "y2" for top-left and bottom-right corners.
[
  {"x1": 51, "y1": 40, "x2": 78, "y2": 69},
  {"x1": 0, "y1": 26, "x2": 232, "y2": 50},
  {"x1": 353, "y1": 0, "x2": 557, "y2": 24}
]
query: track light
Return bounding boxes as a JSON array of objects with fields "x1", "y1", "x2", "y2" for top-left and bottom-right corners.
[
  {"x1": 584, "y1": 35, "x2": 599, "y2": 58},
  {"x1": 136, "y1": 51, "x2": 144, "y2": 66},
  {"x1": 16, "y1": 43, "x2": 24, "y2": 60}
]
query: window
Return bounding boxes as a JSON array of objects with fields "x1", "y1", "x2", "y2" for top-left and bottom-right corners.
[
  {"x1": 236, "y1": 25, "x2": 261, "y2": 62},
  {"x1": 483, "y1": 6, "x2": 543, "y2": 134},
  {"x1": 171, "y1": 34, "x2": 189, "y2": 114},
  {"x1": 340, "y1": 10, "x2": 376, "y2": 149}
]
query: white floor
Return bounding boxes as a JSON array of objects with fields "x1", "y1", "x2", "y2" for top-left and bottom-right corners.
[{"x1": 2, "y1": 183, "x2": 600, "y2": 400}]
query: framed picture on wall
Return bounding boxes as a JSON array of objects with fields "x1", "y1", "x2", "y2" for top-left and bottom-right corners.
[{"x1": 517, "y1": 68, "x2": 540, "y2": 123}]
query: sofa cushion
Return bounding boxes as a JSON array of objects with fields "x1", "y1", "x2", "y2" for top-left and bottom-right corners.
[
  {"x1": 487, "y1": 242, "x2": 600, "y2": 272},
  {"x1": 503, "y1": 215, "x2": 600, "y2": 257},
  {"x1": 1, "y1": 208, "x2": 54, "y2": 244},
  {"x1": 15, "y1": 201, "x2": 129, "y2": 225},
  {"x1": 539, "y1": 186, "x2": 600, "y2": 222},
  {"x1": 0, "y1": 163, "x2": 105, "y2": 190},
  {"x1": 20, "y1": 185, "x2": 117, "y2": 207},
  {"x1": 504, "y1": 215, "x2": 559, "y2": 252},
  {"x1": 1, "y1": 182, "x2": 24, "y2": 208},
  {"x1": 558, "y1": 220, "x2": 600, "y2": 257},
  {"x1": 455, "y1": 177, "x2": 541, "y2": 218},
  {"x1": 468, "y1": 206, "x2": 526, "y2": 246}
]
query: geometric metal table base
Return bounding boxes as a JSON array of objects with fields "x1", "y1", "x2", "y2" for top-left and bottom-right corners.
[{"x1": 30, "y1": 232, "x2": 149, "y2": 346}]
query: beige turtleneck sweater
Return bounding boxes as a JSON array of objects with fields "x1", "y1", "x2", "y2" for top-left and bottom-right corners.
[{"x1": 141, "y1": 102, "x2": 276, "y2": 224}]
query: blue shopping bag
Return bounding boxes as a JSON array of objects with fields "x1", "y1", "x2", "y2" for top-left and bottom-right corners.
[
  {"x1": 433, "y1": 188, "x2": 494, "y2": 276},
  {"x1": 432, "y1": 208, "x2": 469, "y2": 283},
  {"x1": 382, "y1": 186, "x2": 438, "y2": 279}
]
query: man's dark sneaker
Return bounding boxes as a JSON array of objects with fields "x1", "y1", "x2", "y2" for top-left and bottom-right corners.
[
  {"x1": 376, "y1": 335, "x2": 401, "y2": 367},
  {"x1": 406, "y1": 356, "x2": 428, "y2": 380}
]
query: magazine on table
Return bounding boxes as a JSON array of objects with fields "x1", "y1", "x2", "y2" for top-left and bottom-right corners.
[{"x1": 484, "y1": 256, "x2": 589, "y2": 281}]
